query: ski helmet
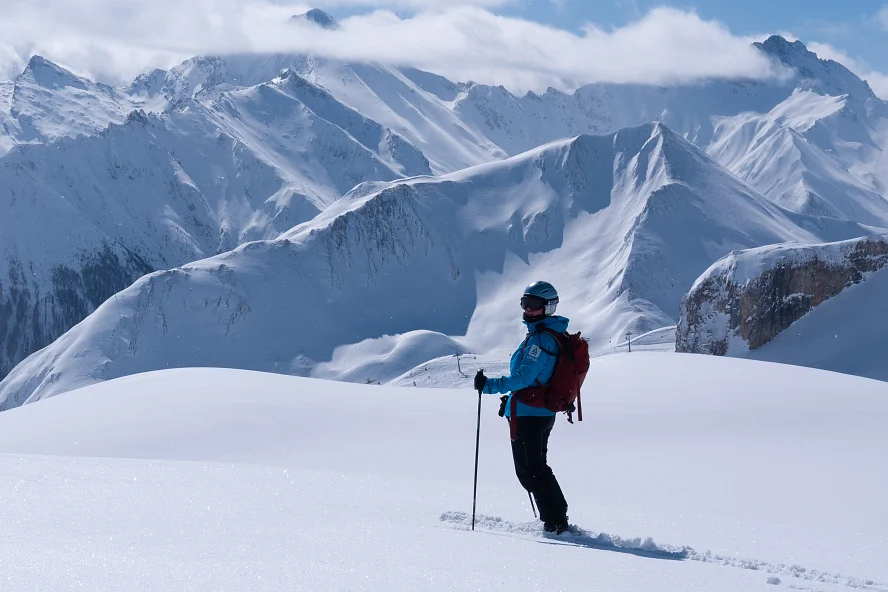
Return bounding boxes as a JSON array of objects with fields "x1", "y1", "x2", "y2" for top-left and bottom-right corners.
[{"x1": 521, "y1": 281, "x2": 559, "y2": 316}]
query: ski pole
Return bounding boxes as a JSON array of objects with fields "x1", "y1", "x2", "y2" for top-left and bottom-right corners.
[
  {"x1": 472, "y1": 373, "x2": 483, "y2": 531},
  {"x1": 528, "y1": 491, "x2": 537, "y2": 519}
]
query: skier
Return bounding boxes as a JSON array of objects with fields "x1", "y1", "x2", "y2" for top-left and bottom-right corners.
[{"x1": 474, "y1": 281, "x2": 570, "y2": 534}]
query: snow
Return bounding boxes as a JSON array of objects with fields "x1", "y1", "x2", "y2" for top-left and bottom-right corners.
[
  {"x1": 0, "y1": 356, "x2": 886, "y2": 591},
  {"x1": 693, "y1": 235, "x2": 888, "y2": 290},
  {"x1": 151, "y1": 53, "x2": 500, "y2": 174},
  {"x1": 0, "y1": 56, "x2": 134, "y2": 155},
  {"x1": 291, "y1": 8, "x2": 341, "y2": 30},
  {"x1": 7, "y1": 122, "x2": 872, "y2": 409},
  {"x1": 0, "y1": 60, "x2": 439, "y2": 383},
  {"x1": 0, "y1": 30, "x2": 886, "y2": 590},
  {"x1": 754, "y1": 36, "x2": 882, "y2": 109},
  {"x1": 2, "y1": 35, "x2": 888, "y2": 390},
  {"x1": 708, "y1": 91, "x2": 888, "y2": 227}
]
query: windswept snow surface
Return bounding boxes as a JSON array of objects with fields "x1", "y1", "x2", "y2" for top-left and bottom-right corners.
[
  {"x1": 6, "y1": 122, "x2": 873, "y2": 408},
  {"x1": 0, "y1": 355, "x2": 885, "y2": 591}
]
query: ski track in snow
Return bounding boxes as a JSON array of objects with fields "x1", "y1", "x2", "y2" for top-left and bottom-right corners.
[{"x1": 439, "y1": 511, "x2": 888, "y2": 591}]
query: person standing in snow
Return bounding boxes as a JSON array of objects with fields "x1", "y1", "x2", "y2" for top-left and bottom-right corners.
[{"x1": 474, "y1": 281, "x2": 570, "y2": 534}]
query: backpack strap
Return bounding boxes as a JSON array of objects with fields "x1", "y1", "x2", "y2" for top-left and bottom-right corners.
[
  {"x1": 525, "y1": 327, "x2": 562, "y2": 386},
  {"x1": 538, "y1": 329, "x2": 562, "y2": 356},
  {"x1": 577, "y1": 388, "x2": 583, "y2": 422}
]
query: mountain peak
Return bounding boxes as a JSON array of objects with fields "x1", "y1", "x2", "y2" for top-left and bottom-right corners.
[
  {"x1": 291, "y1": 8, "x2": 340, "y2": 30},
  {"x1": 754, "y1": 35, "x2": 876, "y2": 101},
  {"x1": 125, "y1": 68, "x2": 167, "y2": 98},
  {"x1": 756, "y1": 35, "x2": 813, "y2": 62},
  {"x1": 19, "y1": 56, "x2": 89, "y2": 91}
]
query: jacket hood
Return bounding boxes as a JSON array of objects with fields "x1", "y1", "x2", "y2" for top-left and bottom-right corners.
[{"x1": 524, "y1": 314, "x2": 569, "y2": 334}]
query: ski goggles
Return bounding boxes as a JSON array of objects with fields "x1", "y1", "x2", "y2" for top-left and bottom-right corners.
[{"x1": 520, "y1": 295, "x2": 548, "y2": 311}]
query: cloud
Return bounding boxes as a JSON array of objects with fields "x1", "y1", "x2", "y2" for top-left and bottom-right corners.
[
  {"x1": 808, "y1": 41, "x2": 888, "y2": 99},
  {"x1": 0, "y1": 1, "x2": 783, "y2": 93},
  {"x1": 877, "y1": 5, "x2": 888, "y2": 29},
  {"x1": 322, "y1": 0, "x2": 518, "y2": 6},
  {"x1": 0, "y1": 0, "x2": 316, "y2": 82}
]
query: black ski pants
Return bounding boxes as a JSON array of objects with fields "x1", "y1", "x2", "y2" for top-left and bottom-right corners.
[{"x1": 510, "y1": 414, "x2": 568, "y2": 525}]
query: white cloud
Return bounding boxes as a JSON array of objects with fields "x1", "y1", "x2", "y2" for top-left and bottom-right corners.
[
  {"x1": 0, "y1": 0, "x2": 309, "y2": 81},
  {"x1": 322, "y1": 0, "x2": 518, "y2": 6},
  {"x1": 877, "y1": 5, "x2": 888, "y2": 29},
  {"x1": 808, "y1": 41, "x2": 888, "y2": 100},
  {"x1": 0, "y1": 1, "x2": 783, "y2": 93}
]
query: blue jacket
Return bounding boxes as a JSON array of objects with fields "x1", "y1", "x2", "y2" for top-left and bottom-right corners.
[{"x1": 483, "y1": 315, "x2": 569, "y2": 417}]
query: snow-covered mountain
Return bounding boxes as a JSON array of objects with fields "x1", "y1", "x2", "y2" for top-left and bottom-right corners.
[
  {"x1": 142, "y1": 53, "x2": 502, "y2": 174},
  {"x1": 119, "y1": 29, "x2": 888, "y2": 223},
  {"x1": 291, "y1": 8, "x2": 341, "y2": 30},
  {"x1": 6, "y1": 25, "x2": 883, "y2": 210},
  {"x1": 0, "y1": 56, "x2": 135, "y2": 155},
  {"x1": 0, "y1": 63, "x2": 433, "y2": 382},
  {"x1": 706, "y1": 48, "x2": 888, "y2": 228},
  {"x1": 2, "y1": 19, "x2": 888, "y2": 402},
  {"x1": 2, "y1": 122, "x2": 875, "y2": 408},
  {"x1": 707, "y1": 90, "x2": 888, "y2": 225}
]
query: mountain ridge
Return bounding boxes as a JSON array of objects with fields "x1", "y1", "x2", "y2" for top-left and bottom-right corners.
[
  {"x1": 3, "y1": 121, "x2": 872, "y2": 408},
  {"x1": 1, "y1": 34, "x2": 887, "y2": 405}
]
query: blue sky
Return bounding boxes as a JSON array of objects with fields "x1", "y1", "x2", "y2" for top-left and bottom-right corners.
[
  {"x1": 328, "y1": 0, "x2": 888, "y2": 81},
  {"x1": 519, "y1": 0, "x2": 887, "y2": 70}
]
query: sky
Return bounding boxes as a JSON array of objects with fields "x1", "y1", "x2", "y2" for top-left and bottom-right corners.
[{"x1": 0, "y1": 0, "x2": 885, "y2": 97}]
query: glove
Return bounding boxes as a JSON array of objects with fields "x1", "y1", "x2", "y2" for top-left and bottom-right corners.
[
  {"x1": 474, "y1": 370, "x2": 487, "y2": 393},
  {"x1": 498, "y1": 395, "x2": 508, "y2": 417}
]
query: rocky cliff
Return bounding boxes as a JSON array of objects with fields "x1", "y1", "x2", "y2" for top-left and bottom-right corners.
[{"x1": 676, "y1": 236, "x2": 888, "y2": 355}]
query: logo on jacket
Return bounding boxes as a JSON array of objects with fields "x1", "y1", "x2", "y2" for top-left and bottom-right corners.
[{"x1": 527, "y1": 344, "x2": 541, "y2": 361}]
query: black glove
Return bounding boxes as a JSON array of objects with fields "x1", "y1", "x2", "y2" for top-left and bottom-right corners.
[
  {"x1": 474, "y1": 370, "x2": 487, "y2": 393},
  {"x1": 498, "y1": 395, "x2": 508, "y2": 417}
]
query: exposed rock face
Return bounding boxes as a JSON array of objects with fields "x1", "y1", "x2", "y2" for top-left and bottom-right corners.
[
  {"x1": 0, "y1": 246, "x2": 152, "y2": 390},
  {"x1": 676, "y1": 236, "x2": 888, "y2": 355}
]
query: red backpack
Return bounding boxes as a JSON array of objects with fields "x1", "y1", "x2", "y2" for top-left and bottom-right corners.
[{"x1": 511, "y1": 328, "x2": 590, "y2": 440}]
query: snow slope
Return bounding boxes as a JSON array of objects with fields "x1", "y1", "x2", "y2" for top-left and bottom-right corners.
[
  {"x1": 0, "y1": 59, "x2": 433, "y2": 383},
  {"x1": 0, "y1": 56, "x2": 135, "y2": 156},
  {"x1": 708, "y1": 89, "x2": 888, "y2": 226},
  {"x1": 0, "y1": 356, "x2": 885, "y2": 591},
  {"x1": 3, "y1": 122, "x2": 875, "y2": 409},
  {"x1": 745, "y1": 266, "x2": 888, "y2": 379},
  {"x1": 148, "y1": 52, "x2": 501, "y2": 174}
]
